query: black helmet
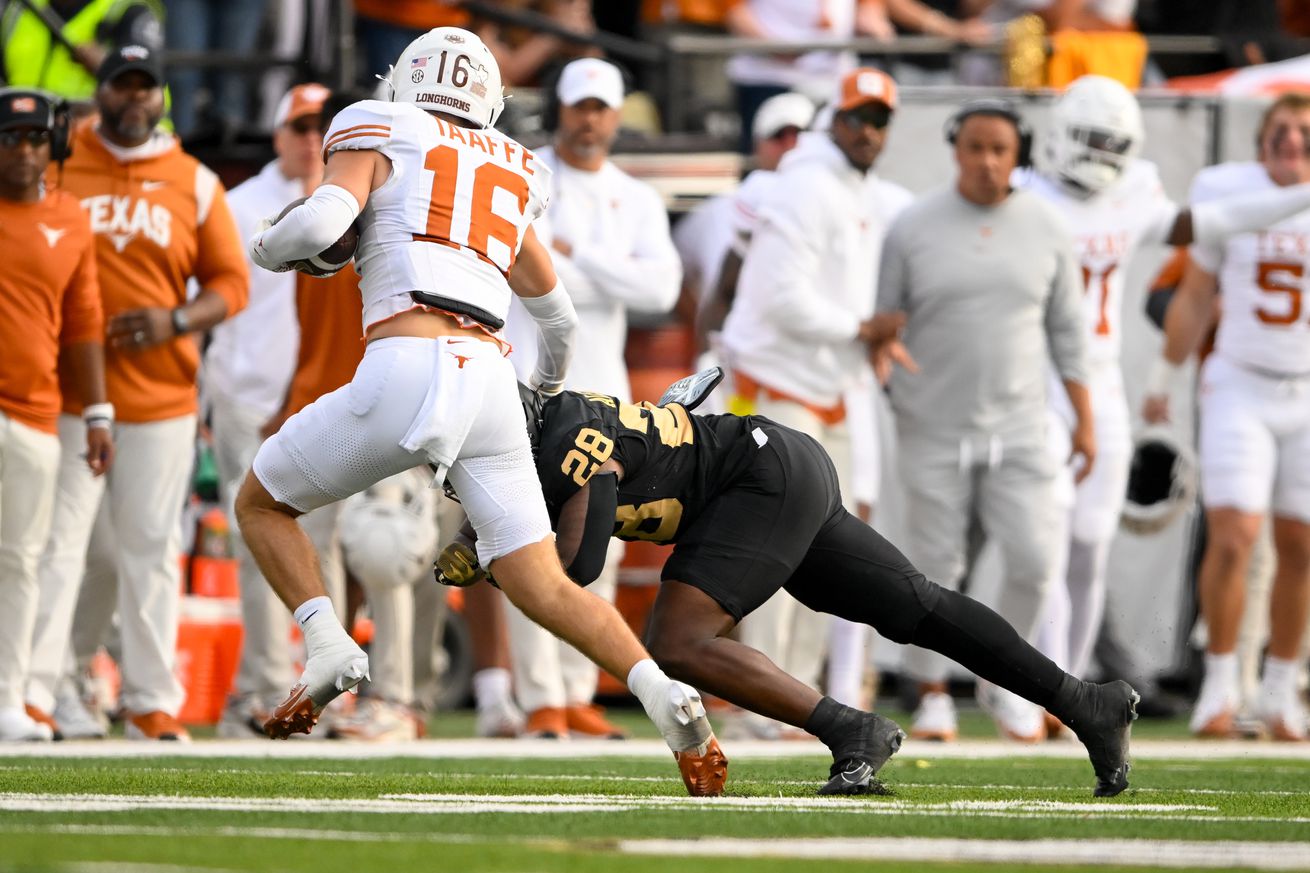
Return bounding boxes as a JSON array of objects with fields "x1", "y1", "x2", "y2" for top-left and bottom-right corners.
[
  {"x1": 1121, "y1": 425, "x2": 1197, "y2": 535},
  {"x1": 518, "y1": 382, "x2": 546, "y2": 454}
]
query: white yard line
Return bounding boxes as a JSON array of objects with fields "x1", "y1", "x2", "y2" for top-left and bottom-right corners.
[
  {"x1": 7, "y1": 791, "x2": 1308, "y2": 827},
  {"x1": 619, "y1": 837, "x2": 1310, "y2": 870},
  {"x1": 1, "y1": 738, "x2": 1309, "y2": 761},
  {"x1": 6, "y1": 823, "x2": 1310, "y2": 871}
]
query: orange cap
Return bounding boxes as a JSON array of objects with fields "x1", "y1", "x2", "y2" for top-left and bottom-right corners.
[
  {"x1": 274, "y1": 83, "x2": 331, "y2": 127},
  {"x1": 836, "y1": 68, "x2": 898, "y2": 113}
]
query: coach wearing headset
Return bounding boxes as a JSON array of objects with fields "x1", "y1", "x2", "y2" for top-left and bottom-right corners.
[
  {"x1": 0, "y1": 89, "x2": 110, "y2": 741},
  {"x1": 876, "y1": 98, "x2": 1091, "y2": 744}
]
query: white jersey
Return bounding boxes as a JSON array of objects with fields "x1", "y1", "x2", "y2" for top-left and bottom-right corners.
[
  {"x1": 1023, "y1": 160, "x2": 1176, "y2": 369},
  {"x1": 1191, "y1": 162, "x2": 1310, "y2": 376},
  {"x1": 323, "y1": 100, "x2": 551, "y2": 331}
]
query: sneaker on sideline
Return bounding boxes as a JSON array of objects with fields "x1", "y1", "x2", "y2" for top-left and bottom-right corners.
[
  {"x1": 910, "y1": 691, "x2": 958, "y2": 742},
  {"x1": 125, "y1": 710, "x2": 190, "y2": 741},
  {"x1": 52, "y1": 683, "x2": 108, "y2": 740},
  {"x1": 977, "y1": 680, "x2": 1046, "y2": 743},
  {"x1": 475, "y1": 697, "x2": 525, "y2": 738},
  {"x1": 328, "y1": 698, "x2": 418, "y2": 742},
  {"x1": 1255, "y1": 684, "x2": 1308, "y2": 742},
  {"x1": 522, "y1": 706, "x2": 568, "y2": 739},
  {"x1": 565, "y1": 703, "x2": 628, "y2": 739},
  {"x1": 216, "y1": 693, "x2": 272, "y2": 740},
  {"x1": 0, "y1": 707, "x2": 53, "y2": 742}
]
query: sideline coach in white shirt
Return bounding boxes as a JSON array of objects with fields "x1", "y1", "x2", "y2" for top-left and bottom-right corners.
[{"x1": 505, "y1": 57, "x2": 682, "y2": 738}]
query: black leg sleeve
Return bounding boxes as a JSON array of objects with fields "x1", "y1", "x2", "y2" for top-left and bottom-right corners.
[{"x1": 785, "y1": 510, "x2": 1077, "y2": 710}]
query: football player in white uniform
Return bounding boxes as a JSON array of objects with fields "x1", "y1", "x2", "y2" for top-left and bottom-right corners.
[
  {"x1": 1025, "y1": 79, "x2": 1310, "y2": 728},
  {"x1": 1144, "y1": 92, "x2": 1310, "y2": 741},
  {"x1": 237, "y1": 27, "x2": 725, "y2": 793}
]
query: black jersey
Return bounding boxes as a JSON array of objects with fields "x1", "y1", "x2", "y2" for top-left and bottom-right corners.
[{"x1": 536, "y1": 390, "x2": 760, "y2": 544}]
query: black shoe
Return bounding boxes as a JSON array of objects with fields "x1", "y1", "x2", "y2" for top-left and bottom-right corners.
[
  {"x1": 817, "y1": 712, "x2": 906, "y2": 796},
  {"x1": 1067, "y1": 680, "x2": 1139, "y2": 797}
]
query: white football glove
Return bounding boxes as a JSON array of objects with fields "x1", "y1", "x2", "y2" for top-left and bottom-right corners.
[{"x1": 249, "y1": 216, "x2": 293, "y2": 273}]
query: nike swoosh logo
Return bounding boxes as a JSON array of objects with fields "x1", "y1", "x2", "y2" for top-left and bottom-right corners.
[
  {"x1": 141, "y1": 180, "x2": 167, "y2": 191},
  {"x1": 838, "y1": 762, "x2": 872, "y2": 784}
]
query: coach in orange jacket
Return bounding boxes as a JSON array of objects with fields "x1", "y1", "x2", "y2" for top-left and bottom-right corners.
[
  {"x1": 26, "y1": 44, "x2": 248, "y2": 742},
  {"x1": 0, "y1": 89, "x2": 111, "y2": 742}
]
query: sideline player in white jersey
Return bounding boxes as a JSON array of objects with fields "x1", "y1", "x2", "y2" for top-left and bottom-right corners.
[
  {"x1": 1023, "y1": 77, "x2": 1310, "y2": 711},
  {"x1": 238, "y1": 27, "x2": 725, "y2": 793},
  {"x1": 1144, "y1": 93, "x2": 1310, "y2": 741},
  {"x1": 720, "y1": 69, "x2": 913, "y2": 731}
]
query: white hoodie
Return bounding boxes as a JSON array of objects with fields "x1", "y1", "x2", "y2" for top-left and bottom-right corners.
[{"x1": 722, "y1": 131, "x2": 907, "y2": 409}]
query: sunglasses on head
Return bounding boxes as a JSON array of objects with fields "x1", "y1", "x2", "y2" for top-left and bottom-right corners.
[
  {"x1": 0, "y1": 128, "x2": 51, "y2": 148},
  {"x1": 288, "y1": 116, "x2": 323, "y2": 135},
  {"x1": 841, "y1": 103, "x2": 892, "y2": 131}
]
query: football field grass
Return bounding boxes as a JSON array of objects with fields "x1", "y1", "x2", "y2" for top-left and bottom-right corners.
[{"x1": 2, "y1": 724, "x2": 1310, "y2": 873}]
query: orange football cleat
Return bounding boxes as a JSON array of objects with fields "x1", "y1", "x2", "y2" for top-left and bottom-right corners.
[{"x1": 674, "y1": 734, "x2": 729, "y2": 797}]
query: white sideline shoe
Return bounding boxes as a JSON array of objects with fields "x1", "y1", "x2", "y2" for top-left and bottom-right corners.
[
  {"x1": 329, "y1": 698, "x2": 418, "y2": 742},
  {"x1": 0, "y1": 707, "x2": 53, "y2": 742},
  {"x1": 52, "y1": 684, "x2": 108, "y2": 740},
  {"x1": 1190, "y1": 674, "x2": 1240, "y2": 738},
  {"x1": 476, "y1": 697, "x2": 526, "y2": 738},
  {"x1": 263, "y1": 638, "x2": 369, "y2": 739},
  {"x1": 910, "y1": 691, "x2": 958, "y2": 742},
  {"x1": 217, "y1": 693, "x2": 272, "y2": 739},
  {"x1": 1255, "y1": 684, "x2": 1308, "y2": 742},
  {"x1": 977, "y1": 681, "x2": 1046, "y2": 743}
]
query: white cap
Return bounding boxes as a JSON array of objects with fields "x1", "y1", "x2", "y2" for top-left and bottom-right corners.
[
  {"x1": 752, "y1": 92, "x2": 815, "y2": 141},
  {"x1": 557, "y1": 58, "x2": 624, "y2": 110}
]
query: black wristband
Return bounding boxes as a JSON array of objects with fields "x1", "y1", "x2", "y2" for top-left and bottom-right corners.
[{"x1": 170, "y1": 307, "x2": 190, "y2": 335}]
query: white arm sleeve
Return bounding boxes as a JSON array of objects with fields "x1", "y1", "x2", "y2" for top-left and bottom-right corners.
[
  {"x1": 517, "y1": 282, "x2": 578, "y2": 395},
  {"x1": 249, "y1": 184, "x2": 360, "y2": 270},
  {"x1": 1190, "y1": 182, "x2": 1310, "y2": 250}
]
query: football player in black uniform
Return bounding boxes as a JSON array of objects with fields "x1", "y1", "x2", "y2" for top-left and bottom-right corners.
[{"x1": 438, "y1": 372, "x2": 1139, "y2": 798}]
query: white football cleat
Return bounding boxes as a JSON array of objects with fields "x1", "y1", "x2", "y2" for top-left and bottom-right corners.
[
  {"x1": 910, "y1": 691, "x2": 958, "y2": 742},
  {"x1": 1255, "y1": 684, "x2": 1308, "y2": 742},
  {"x1": 476, "y1": 697, "x2": 526, "y2": 738},
  {"x1": 216, "y1": 693, "x2": 272, "y2": 740},
  {"x1": 263, "y1": 639, "x2": 369, "y2": 739},
  {"x1": 52, "y1": 683, "x2": 108, "y2": 740},
  {"x1": 0, "y1": 707, "x2": 53, "y2": 742},
  {"x1": 328, "y1": 698, "x2": 418, "y2": 742},
  {"x1": 977, "y1": 681, "x2": 1045, "y2": 743},
  {"x1": 1190, "y1": 674, "x2": 1239, "y2": 738}
]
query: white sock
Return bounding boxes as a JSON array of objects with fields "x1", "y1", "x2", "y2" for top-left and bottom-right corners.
[
  {"x1": 626, "y1": 658, "x2": 670, "y2": 717},
  {"x1": 294, "y1": 596, "x2": 354, "y2": 659},
  {"x1": 1204, "y1": 652, "x2": 1239, "y2": 698},
  {"x1": 474, "y1": 668, "x2": 512, "y2": 712},
  {"x1": 293, "y1": 596, "x2": 333, "y2": 626},
  {"x1": 1261, "y1": 656, "x2": 1299, "y2": 696}
]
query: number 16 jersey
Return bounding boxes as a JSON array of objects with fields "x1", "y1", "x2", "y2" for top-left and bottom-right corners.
[{"x1": 323, "y1": 99, "x2": 552, "y2": 332}]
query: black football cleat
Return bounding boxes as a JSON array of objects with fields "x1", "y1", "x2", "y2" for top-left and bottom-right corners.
[
  {"x1": 818, "y1": 712, "x2": 905, "y2": 796},
  {"x1": 1067, "y1": 680, "x2": 1140, "y2": 797}
]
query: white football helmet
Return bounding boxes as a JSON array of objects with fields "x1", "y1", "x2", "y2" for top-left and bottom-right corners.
[
  {"x1": 339, "y1": 469, "x2": 441, "y2": 592},
  {"x1": 1120, "y1": 425, "x2": 1198, "y2": 536},
  {"x1": 388, "y1": 26, "x2": 505, "y2": 128},
  {"x1": 1044, "y1": 75, "x2": 1143, "y2": 195}
]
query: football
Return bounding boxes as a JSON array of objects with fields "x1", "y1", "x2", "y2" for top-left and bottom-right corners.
[{"x1": 275, "y1": 196, "x2": 360, "y2": 277}]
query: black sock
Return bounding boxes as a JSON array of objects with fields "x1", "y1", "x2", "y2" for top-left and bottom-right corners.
[{"x1": 804, "y1": 696, "x2": 864, "y2": 752}]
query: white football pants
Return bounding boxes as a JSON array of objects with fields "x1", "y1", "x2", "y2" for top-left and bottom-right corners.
[
  {"x1": 29, "y1": 413, "x2": 195, "y2": 715},
  {"x1": 0, "y1": 410, "x2": 60, "y2": 712}
]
